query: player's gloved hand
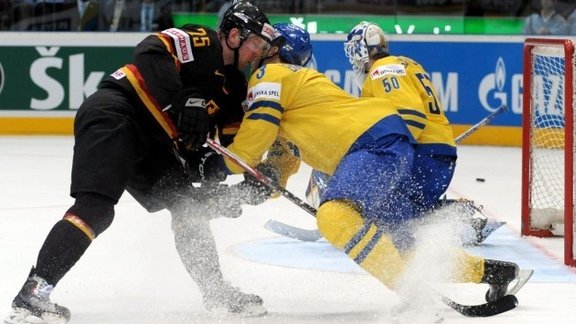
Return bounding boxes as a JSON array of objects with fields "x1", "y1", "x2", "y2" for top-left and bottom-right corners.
[
  {"x1": 172, "y1": 87, "x2": 210, "y2": 151},
  {"x1": 151, "y1": 166, "x2": 197, "y2": 212},
  {"x1": 198, "y1": 183, "x2": 243, "y2": 218},
  {"x1": 187, "y1": 146, "x2": 227, "y2": 183},
  {"x1": 235, "y1": 164, "x2": 280, "y2": 205}
]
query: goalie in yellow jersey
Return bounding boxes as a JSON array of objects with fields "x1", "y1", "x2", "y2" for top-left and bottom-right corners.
[
  {"x1": 194, "y1": 23, "x2": 521, "y2": 309},
  {"x1": 345, "y1": 21, "x2": 457, "y2": 218}
]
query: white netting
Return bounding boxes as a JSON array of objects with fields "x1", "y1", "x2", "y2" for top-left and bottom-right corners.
[
  {"x1": 528, "y1": 43, "x2": 573, "y2": 230},
  {"x1": 532, "y1": 46, "x2": 564, "y2": 57}
]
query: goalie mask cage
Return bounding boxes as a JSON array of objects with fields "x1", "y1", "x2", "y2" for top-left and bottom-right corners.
[{"x1": 522, "y1": 38, "x2": 576, "y2": 267}]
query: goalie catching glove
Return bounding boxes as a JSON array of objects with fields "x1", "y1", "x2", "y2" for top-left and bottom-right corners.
[{"x1": 172, "y1": 87, "x2": 210, "y2": 151}]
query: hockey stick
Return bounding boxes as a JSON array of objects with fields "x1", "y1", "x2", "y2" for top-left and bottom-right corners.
[
  {"x1": 205, "y1": 138, "x2": 318, "y2": 216},
  {"x1": 434, "y1": 269, "x2": 530, "y2": 316},
  {"x1": 453, "y1": 104, "x2": 507, "y2": 143},
  {"x1": 440, "y1": 294, "x2": 518, "y2": 317},
  {"x1": 392, "y1": 292, "x2": 518, "y2": 318},
  {"x1": 263, "y1": 218, "x2": 323, "y2": 242},
  {"x1": 264, "y1": 104, "x2": 509, "y2": 242}
]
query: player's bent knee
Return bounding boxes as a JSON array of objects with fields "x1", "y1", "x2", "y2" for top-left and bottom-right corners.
[
  {"x1": 65, "y1": 193, "x2": 116, "y2": 239},
  {"x1": 316, "y1": 200, "x2": 364, "y2": 249}
]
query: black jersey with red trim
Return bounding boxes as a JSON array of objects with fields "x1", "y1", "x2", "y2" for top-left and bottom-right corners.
[{"x1": 99, "y1": 24, "x2": 243, "y2": 147}]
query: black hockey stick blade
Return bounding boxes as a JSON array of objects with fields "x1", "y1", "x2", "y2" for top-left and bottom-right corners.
[{"x1": 440, "y1": 294, "x2": 518, "y2": 317}]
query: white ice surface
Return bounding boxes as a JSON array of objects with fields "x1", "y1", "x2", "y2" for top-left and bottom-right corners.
[{"x1": 1, "y1": 136, "x2": 576, "y2": 323}]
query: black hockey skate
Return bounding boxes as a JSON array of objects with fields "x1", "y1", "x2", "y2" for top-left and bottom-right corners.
[
  {"x1": 202, "y1": 282, "x2": 267, "y2": 317},
  {"x1": 480, "y1": 259, "x2": 519, "y2": 302},
  {"x1": 5, "y1": 273, "x2": 70, "y2": 324}
]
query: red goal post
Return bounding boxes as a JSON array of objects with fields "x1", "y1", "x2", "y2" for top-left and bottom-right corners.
[{"x1": 522, "y1": 38, "x2": 575, "y2": 267}]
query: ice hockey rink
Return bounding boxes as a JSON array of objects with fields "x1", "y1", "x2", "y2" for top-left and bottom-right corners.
[{"x1": 1, "y1": 136, "x2": 576, "y2": 324}]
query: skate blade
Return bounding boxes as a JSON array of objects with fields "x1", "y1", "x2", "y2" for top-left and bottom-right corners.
[
  {"x1": 39, "y1": 313, "x2": 68, "y2": 324},
  {"x1": 234, "y1": 304, "x2": 268, "y2": 318},
  {"x1": 4, "y1": 307, "x2": 68, "y2": 324},
  {"x1": 507, "y1": 269, "x2": 534, "y2": 296},
  {"x1": 208, "y1": 304, "x2": 267, "y2": 318},
  {"x1": 4, "y1": 307, "x2": 33, "y2": 324}
]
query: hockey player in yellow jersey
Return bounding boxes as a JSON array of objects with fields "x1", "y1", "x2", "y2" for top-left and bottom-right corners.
[
  {"x1": 344, "y1": 21, "x2": 457, "y2": 217},
  {"x1": 195, "y1": 23, "x2": 522, "y2": 309}
]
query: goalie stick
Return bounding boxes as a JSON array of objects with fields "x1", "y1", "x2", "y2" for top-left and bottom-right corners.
[
  {"x1": 453, "y1": 104, "x2": 507, "y2": 143},
  {"x1": 264, "y1": 104, "x2": 509, "y2": 242},
  {"x1": 204, "y1": 137, "x2": 528, "y2": 318}
]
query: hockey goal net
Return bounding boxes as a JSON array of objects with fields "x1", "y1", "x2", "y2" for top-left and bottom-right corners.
[{"x1": 522, "y1": 38, "x2": 576, "y2": 267}]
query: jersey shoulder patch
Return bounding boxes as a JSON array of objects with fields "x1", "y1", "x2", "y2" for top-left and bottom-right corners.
[
  {"x1": 160, "y1": 26, "x2": 219, "y2": 64},
  {"x1": 161, "y1": 28, "x2": 195, "y2": 63},
  {"x1": 369, "y1": 63, "x2": 407, "y2": 80}
]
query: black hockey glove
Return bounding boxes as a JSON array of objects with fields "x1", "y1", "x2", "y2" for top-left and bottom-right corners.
[
  {"x1": 188, "y1": 147, "x2": 227, "y2": 183},
  {"x1": 172, "y1": 87, "x2": 210, "y2": 151},
  {"x1": 235, "y1": 164, "x2": 280, "y2": 205}
]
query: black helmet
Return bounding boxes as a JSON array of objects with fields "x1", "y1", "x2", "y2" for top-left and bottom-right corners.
[{"x1": 219, "y1": 1, "x2": 274, "y2": 44}]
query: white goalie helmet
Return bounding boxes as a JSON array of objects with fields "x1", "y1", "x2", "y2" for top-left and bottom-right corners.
[{"x1": 344, "y1": 21, "x2": 389, "y2": 87}]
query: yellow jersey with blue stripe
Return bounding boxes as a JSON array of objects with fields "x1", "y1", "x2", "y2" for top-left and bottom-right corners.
[
  {"x1": 362, "y1": 55, "x2": 456, "y2": 156},
  {"x1": 225, "y1": 63, "x2": 416, "y2": 175}
]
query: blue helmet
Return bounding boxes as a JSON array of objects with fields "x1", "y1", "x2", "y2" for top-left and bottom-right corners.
[{"x1": 272, "y1": 23, "x2": 313, "y2": 67}]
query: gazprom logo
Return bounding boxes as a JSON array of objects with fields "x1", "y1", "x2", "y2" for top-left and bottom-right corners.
[
  {"x1": 496, "y1": 58, "x2": 506, "y2": 92},
  {"x1": 478, "y1": 57, "x2": 507, "y2": 112}
]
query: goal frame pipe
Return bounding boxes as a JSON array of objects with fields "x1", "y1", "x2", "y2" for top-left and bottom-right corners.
[{"x1": 522, "y1": 38, "x2": 575, "y2": 267}]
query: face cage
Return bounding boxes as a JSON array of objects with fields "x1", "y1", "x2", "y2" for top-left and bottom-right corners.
[{"x1": 344, "y1": 40, "x2": 369, "y2": 74}]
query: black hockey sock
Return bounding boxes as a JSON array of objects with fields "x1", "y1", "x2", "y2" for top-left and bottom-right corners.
[
  {"x1": 480, "y1": 259, "x2": 518, "y2": 284},
  {"x1": 34, "y1": 219, "x2": 92, "y2": 286}
]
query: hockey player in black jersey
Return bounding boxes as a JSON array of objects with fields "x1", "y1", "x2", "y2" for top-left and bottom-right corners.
[{"x1": 4, "y1": 2, "x2": 274, "y2": 323}]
